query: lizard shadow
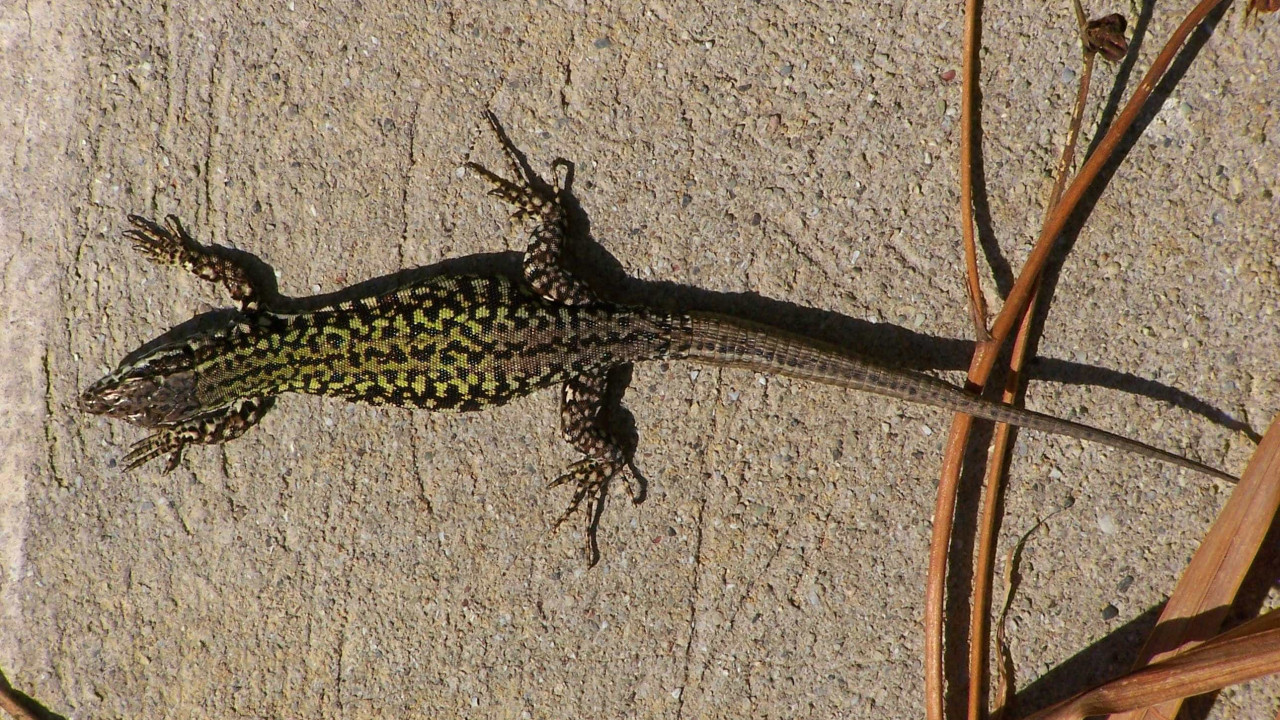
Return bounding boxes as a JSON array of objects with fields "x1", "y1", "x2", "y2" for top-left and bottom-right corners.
[{"x1": 554, "y1": 185, "x2": 1257, "y2": 443}]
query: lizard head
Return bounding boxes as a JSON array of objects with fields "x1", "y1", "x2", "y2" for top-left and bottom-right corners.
[{"x1": 79, "y1": 340, "x2": 203, "y2": 428}]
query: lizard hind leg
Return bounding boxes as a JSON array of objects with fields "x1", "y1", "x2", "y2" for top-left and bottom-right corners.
[
  {"x1": 548, "y1": 374, "x2": 642, "y2": 566},
  {"x1": 464, "y1": 112, "x2": 595, "y2": 306},
  {"x1": 121, "y1": 396, "x2": 275, "y2": 472}
]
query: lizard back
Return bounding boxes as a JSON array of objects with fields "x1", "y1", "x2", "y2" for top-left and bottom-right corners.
[{"x1": 192, "y1": 274, "x2": 677, "y2": 414}]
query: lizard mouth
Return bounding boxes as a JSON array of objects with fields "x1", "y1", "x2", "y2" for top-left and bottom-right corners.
[{"x1": 78, "y1": 376, "x2": 124, "y2": 415}]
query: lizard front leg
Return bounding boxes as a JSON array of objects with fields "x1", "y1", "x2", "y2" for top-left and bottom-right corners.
[
  {"x1": 465, "y1": 111, "x2": 596, "y2": 306},
  {"x1": 122, "y1": 396, "x2": 274, "y2": 472},
  {"x1": 124, "y1": 214, "x2": 268, "y2": 313}
]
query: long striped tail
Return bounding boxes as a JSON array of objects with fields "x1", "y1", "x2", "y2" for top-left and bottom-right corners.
[{"x1": 669, "y1": 312, "x2": 1235, "y2": 483}]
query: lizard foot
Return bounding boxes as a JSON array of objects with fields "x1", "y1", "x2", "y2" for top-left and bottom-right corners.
[{"x1": 548, "y1": 457, "x2": 643, "y2": 567}]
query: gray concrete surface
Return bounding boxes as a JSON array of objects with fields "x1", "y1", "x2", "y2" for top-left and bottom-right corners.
[{"x1": 3, "y1": 0, "x2": 1278, "y2": 717}]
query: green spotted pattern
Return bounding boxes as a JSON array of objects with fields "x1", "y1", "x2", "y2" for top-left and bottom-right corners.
[{"x1": 191, "y1": 274, "x2": 676, "y2": 413}]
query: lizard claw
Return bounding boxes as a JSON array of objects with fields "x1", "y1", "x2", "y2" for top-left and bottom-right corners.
[
  {"x1": 124, "y1": 214, "x2": 186, "y2": 267},
  {"x1": 547, "y1": 457, "x2": 631, "y2": 567},
  {"x1": 122, "y1": 430, "x2": 186, "y2": 472}
]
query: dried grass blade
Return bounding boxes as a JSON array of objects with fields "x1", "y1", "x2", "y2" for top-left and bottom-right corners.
[
  {"x1": 1106, "y1": 415, "x2": 1280, "y2": 719},
  {"x1": 1023, "y1": 613, "x2": 1280, "y2": 720}
]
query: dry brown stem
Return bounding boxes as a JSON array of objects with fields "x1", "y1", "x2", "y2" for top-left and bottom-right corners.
[
  {"x1": 1024, "y1": 611, "x2": 1280, "y2": 720},
  {"x1": 1107, "y1": 415, "x2": 1280, "y2": 719},
  {"x1": 968, "y1": 14, "x2": 1101, "y2": 717},
  {"x1": 928, "y1": 0, "x2": 1258, "y2": 717}
]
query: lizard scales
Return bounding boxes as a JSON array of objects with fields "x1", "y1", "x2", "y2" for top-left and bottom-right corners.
[{"x1": 80, "y1": 113, "x2": 1234, "y2": 561}]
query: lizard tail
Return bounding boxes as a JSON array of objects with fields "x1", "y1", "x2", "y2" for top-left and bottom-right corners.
[{"x1": 669, "y1": 312, "x2": 1236, "y2": 483}]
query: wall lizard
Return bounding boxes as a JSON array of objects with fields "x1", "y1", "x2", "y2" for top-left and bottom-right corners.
[{"x1": 80, "y1": 112, "x2": 1235, "y2": 562}]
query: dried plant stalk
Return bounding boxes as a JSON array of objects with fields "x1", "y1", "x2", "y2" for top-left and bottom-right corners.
[
  {"x1": 968, "y1": 10, "x2": 1103, "y2": 715},
  {"x1": 928, "y1": 0, "x2": 992, "y2": 708},
  {"x1": 929, "y1": 0, "x2": 1240, "y2": 717},
  {"x1": 1107, "y1": 416, "x2": 1280, "y2": 719},
  {"x1": 1024, "y1": 612, "x2": 1280, "y2": 720},
  {"x1": 1016, "y1": 420, "x2": 1280, "y2": 720}
]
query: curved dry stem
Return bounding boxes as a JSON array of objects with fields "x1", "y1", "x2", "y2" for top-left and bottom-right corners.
[
  {"x1": 926, "y1": 0, "x2": 990, "y2": 712},
  {"x1": 929, "y1": 0, "x2": 1236, "y2": 717},
  {"x1": 1024, "y1": 612, "x2": 1280, "y2": 720},
  {"x1": 959, "y1": 0, "x2": 989, "y2": 343},
  {"x1": 1108, "y1": 415, "x2": 1280, "y2": 719},
  {"x1": 968, "y1": 30, "x2": 1100, "y2": 720},
  {"x1": 969, "y1": 285, "x2": 1042, "y2": 720},
  {"x1": 987, "y1": 0, "x2": 1233, "y2": 346}
]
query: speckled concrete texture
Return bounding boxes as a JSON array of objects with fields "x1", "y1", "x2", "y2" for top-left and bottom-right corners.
[{"x1": 2, "y1": 0, "x2": 1278, "y2": 717}]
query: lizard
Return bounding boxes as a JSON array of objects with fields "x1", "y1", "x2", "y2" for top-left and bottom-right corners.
[{"x1": 80, "y1": 112, "x2": 1235, "y2": 563}]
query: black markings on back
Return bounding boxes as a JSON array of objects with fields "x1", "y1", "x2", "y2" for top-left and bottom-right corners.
[{"x1": 183, "y1": 274, "x2": 671, "y2": 414}]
